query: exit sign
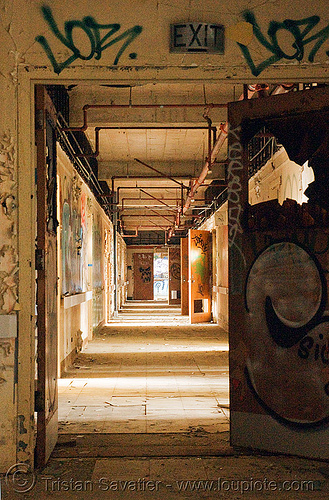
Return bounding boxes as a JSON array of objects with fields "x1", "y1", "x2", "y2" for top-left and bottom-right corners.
[{"x1": 170, "y1": 23, "x2": 224, "y2": 53}]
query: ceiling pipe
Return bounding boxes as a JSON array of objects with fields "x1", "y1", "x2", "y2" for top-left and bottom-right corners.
[
  {"x1": 75, "y1": 125, "x2": 217, "y2": 159},
  {"x1": 121, "y1": 206, "x2": 205, "y2": 213},
  {"x1": 181, "y1": 87, "x2": 256, "y2": 215},
  {"x1": 182, "y1": 123, "x2": 228, "y2": 215},
  {"x1": 123, "y1": 225, "x2": 170, "y2": 231},
  {"x1": 139, "y1": 189, "x2": 177, "y2": 212},
  {"x1": 122, "y1": 205, "x2": 178, "y2": 210},
  {"x1": 203, "y1": 107, "x2": 214, "y2": 171},
  {"x1": 271, "y1": 83, "x2": 296, "y2": 95},
  {"x1": 149, "y1": 209, "x2": 176, "y2": 225},
  {"x1": 112, "y1": 175, "x2": 193, "y2": 180},
  {"x1": 120, "y1": 197, "x2": 195, "y2": 211},
  {"x1": 121, "y1": 214, "x2": 174, "y2": 218},
  {"x1": 120, "y1": 227, "x2": 139, "y2": 237},
  {"x1": 181, "y1": 83, "x2": 296, "y2": 217},
  {"x1": 134, "y1": 158, "x2": 189, "y2": 190},
  {"x1": 122, "y1": 215, "x2": 175, "y2": 225},
  {"x1": 100, "y1": 126, "x2": 217, "y2": 131},
  {"x1": 61, "y1": 102, "x2": 228, "y2": 133},
  {"x1": 112, "y1": 186, "x2": 193, "y2": 208}
]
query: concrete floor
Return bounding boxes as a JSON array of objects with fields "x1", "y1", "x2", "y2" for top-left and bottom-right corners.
[
  {"x1": 58, "y1": 302, "x2": 229, "y2": 435},
  {"x1": 2, "y1": 303, "x2": 329, "y2": 499}
]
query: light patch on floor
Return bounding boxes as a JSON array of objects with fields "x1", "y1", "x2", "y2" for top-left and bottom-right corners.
[{"x1": 59, "y1": 302, "x2": 229, "y2": 434}]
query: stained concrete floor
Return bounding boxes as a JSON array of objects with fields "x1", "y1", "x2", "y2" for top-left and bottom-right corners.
[{"x1": 2, "y1": 302, "x2": 329, "y2": 499}]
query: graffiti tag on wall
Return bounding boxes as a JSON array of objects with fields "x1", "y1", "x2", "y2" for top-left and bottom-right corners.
[
  {"x1": 170, "y1": 262, "x2": 181, "y2": 281},
  {"x1": 36, "y1": 5, "x2": 143, "y2": 74},
  {"x1": 237, "y1": 10, "x2": 329, "y2": 76},
  {"x1": 227, "y1": 124, "x2": 246, "y2": 294},
  {"x1": 139, "y1": 266, "x2": 151, "y2": 283},
  {"x1": 245, "y1": 241, "x2": 329, "y2": 427}
]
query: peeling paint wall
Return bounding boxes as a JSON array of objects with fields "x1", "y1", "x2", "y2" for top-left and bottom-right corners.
[
  {"x1": 0, "y1": 337, "x2": 16, "y2": 470},
  {"x1": 0, "y1": 27, "x2": 18, "y2": 468},
  {"x1": 0, "y1": 131, "x2": 17, "y2": 314}
]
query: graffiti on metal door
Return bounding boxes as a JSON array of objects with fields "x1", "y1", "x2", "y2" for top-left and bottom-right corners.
[{"x1": 245, "y1": 240, "x2": 329, "y2": 427}]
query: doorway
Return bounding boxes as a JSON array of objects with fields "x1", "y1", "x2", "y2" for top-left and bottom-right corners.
[
  {"x1": 34, "y1": 81, "x2": 326, "y2": 465},
  {"x1": 32, "y1": 81, "x2": 230, "y2": 464},
  {"x1": 153, "y1": 251, "x2": 169, "y2": 301}
]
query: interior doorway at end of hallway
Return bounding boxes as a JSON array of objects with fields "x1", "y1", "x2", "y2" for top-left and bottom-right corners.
[{"x1": 153, "y1": 251, "x2": 169, "y2": 301}]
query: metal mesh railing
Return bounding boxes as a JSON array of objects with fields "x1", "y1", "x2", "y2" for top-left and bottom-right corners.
[{"x1": 248, "y1": 127, "x2": 281, "y2": 178}]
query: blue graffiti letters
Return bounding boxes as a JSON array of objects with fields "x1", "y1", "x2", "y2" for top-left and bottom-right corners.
[
  {"x1": 36, "y1": 6, "x2": 143, "y2": 74},
  {"x1": 238, "y1": 10, "x2": 329, "y2": 76}
]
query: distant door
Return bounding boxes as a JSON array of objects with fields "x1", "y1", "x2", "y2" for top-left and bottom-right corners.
[
  {"x1": 35, "y1": 85, "x2": 58, "y2": 467},
  {"x1": 189, "y1": 229, "x2": 212, "y2": 323},
  {"x1": 169, "y1": 247, "x2": 181, "y2": 305},
  {"x1": 133, "y1": 253, "x2": 153, "y2": 300},
  {"x1": 154, "y1": 252, "x2": 169, "y2": 300},
  {"x1": 181, "y1": 237, "x2": 189, "y2": 315}
]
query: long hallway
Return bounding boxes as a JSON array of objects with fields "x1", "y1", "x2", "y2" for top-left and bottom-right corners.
[
  {"x1": 24, "y1": 303, "x2": 329, "y2": 499},
  {"x1": 59, "y1": 302, "x2": 229, "y2": 437}
]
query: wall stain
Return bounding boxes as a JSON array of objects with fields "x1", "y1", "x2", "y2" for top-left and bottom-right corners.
[
  {"x1": 18, "y1": 414, "x2": 27, "y2": 435},
  {"x1": 0, "y1": 341, "x2": 12, "y2": 356},
  {"x1": 18, "y1": 440, "x2": 28, "y2": 451}
]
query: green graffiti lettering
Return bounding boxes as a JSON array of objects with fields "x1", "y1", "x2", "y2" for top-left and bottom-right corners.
[
  {"x1": 36, "y1": 5, "x2": 143, "y2": 74},
  {"x1": 238, "y1": 10, "x2": 329, "y2": 77}
]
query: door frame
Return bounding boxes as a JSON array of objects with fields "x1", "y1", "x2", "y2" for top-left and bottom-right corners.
[
  {"x1": 34, "y1": 86, "x2": 59, "y2": 467},
  {"x1": 168, "y1": 246, "x2": 181, "y2": 305},
  {"x1": 16, "y1": 68, "x2": 329, "y2": 468},
  {"x1": 189, "y1": 229, "x2": 212, "y2": 323}
]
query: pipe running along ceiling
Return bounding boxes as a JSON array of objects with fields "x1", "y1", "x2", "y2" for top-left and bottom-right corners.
[{"x1": 64, "y1": 82, "x2": 294, "y2": 245}]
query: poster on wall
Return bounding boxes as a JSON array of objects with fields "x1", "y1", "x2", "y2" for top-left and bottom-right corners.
[{"x1": 61, "y1": 182, "x2": 83, "y2": 295}]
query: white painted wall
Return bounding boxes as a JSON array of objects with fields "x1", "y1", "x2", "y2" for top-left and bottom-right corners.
[{"x1": 57, "y1": 146, "x2": 127, "y2": 374}]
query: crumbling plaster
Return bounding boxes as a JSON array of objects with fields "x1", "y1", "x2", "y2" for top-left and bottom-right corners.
[{"x1": 0, "y1": 131, "x2": 18, "y2": 314}]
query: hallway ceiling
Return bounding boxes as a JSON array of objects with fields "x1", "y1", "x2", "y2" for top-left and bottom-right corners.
[{"x1": 68, "y1": 82, "x2": 240, "y2": 244}]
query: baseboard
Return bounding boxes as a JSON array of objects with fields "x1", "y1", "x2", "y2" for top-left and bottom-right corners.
[{"x1": 60, "y1": 348, "x2": 78, "y2": 376}]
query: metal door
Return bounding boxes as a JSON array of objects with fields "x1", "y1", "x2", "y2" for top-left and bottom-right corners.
[
  {"x1": 181, "y1": 237, "x2": 189, "y2": 315},
  {"x1": 169, "y1": 247, "x2": 181, "y2": 305},
  {"x1": 133, "y1": 253, "x2": 153, "y2": 300},
  {"x1": 35, "y1": 85, "x2": 58, "y2": 466},
  {"x1": 189, "y1": 229, "x2": 212, "y2": 323},
  {"x1": 228, "y1": 85, "x2": 329, "y2": 459}
]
